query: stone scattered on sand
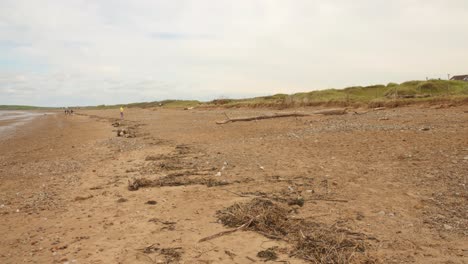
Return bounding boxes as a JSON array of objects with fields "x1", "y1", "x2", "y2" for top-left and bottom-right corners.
[
  {"x1": 377, "y1": 211, "x2": 385, "y2": 216},
  {"x1": 116, "y1": 198, "x2": 128, "y2": 203},
  {"x1": 443, "y1": 224, "x2": 453, "y2": 230},
  {"x1": 257, "y1": 248, "x2": 278, "y2": 261},
  {"x1": 146, "y1": 200, "x2": 157, "y2": 205}
]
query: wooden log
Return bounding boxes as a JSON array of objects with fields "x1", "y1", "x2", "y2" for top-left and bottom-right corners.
[
  {"x1": 216, "y1": 112, "x2": 312, "y2": 124},
  {"x1": 198, "y1": 218, "x2": 254, "y2": 242},
  {"x1": 312, "y1": 108, "x2": 347, "y2": 115},
  {"x1": 373, "y1": 107, "x2": 386, "y2": 111}
]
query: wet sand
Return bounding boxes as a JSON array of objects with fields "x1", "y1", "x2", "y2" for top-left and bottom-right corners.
[
  {"x1": 0, "y1": 106, "x2": 467, "y2": 263},
  {"x1": 0, "y1": 111, "x2": 52, "y2": 139}
]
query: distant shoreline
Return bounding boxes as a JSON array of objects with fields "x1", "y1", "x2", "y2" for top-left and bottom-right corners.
[{"x1": 0, "y1": 111, "x2": 53, "y2": 139}]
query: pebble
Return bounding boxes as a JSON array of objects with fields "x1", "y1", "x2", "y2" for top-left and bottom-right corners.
[{"x1": 443, "y1": 224, "x2": 453, "y2": 230}]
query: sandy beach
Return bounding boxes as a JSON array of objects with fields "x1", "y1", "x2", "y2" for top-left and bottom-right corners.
[
  {"x1": 0, "y1": 106, "x2": 467, "y2": 263},
  {"x1": 0, "y1": 111, "x2": 50, "y2": 139}
]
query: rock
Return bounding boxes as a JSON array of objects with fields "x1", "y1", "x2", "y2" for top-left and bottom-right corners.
[
  {"x1": 356, "y1": 212, "x2": 365, "y2": 220},
  {"x1": 443, "y1": 224, "x2": 453, "y2": 230},
  {"x1": 257, "y1": 248, "x2": 278, "y2": 261},
  {"x1": 287, "y1": 197, "x2": 305, "y2": 207},
  {"x1": 420, "y1": 127, "x2": 430, "y2": 131},
  {"x1": 146, "y1": 200, "x2": 157, "y2": 205},
  {"x1": 215, "y1": 172, "x2": 222, "y2": 177},
  {"x1": 116, "y1": 198, "x2": 128, "y2": 203},
  {"x1": 377, "y1": 211, "x2": 385, "y2": 216}
]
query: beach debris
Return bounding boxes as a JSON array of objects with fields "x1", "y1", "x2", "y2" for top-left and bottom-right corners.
[
  {"x1": 138, "y1": 245, "x2": 183, "y2": 262},
  {"x1": 443, "y1": 224, "x2": 453, "y2": 230},
  {"x1": 199, "y1": 218, "x2": 254, "y2": 242},
  {"x1": 224, "y1": 250, "x2": 236, "y2": 259},
  {"x1": 216, "y1": 112, "x2": 313, "y2": 124},
  {"x1": 287, "y1": 197, "x2": 305, "y2": 207},
  {"x1": 116, "y1": 198, "x2": 128, "y2": 203},
  {"x1": 117, "y1": 128, "x2": 136, "y2": 138},
  {"x1": 215, "y1": 198, "x2": 376, "y2": 263},
  {"x1": 128, "y1": 176, "x2": 230, "y2": 191},
  {"x1": 73, "y1": 195, "x2": 94, "y2": 201},
  {"x1": 312, "y1": 108, "x2": 347, "y2": 115},
  {"x1": 257, "y1": 248, "x2": 278, "y2": 261},
  {"x1": 373, "y1": 107, "x2": 386, "y2": 111},
  {"x1": 128, "y1": 177, "x2": 154, "y2": 191}
]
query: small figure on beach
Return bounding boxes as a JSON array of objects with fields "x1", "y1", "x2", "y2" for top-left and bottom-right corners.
[{"x1": 120, "y1": 106, "x2": 124, "y2": 120}]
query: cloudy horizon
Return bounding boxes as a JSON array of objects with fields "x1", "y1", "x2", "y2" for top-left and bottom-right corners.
[{"x1": 1, "y1": 0, "x2": 467, "y2": 107}]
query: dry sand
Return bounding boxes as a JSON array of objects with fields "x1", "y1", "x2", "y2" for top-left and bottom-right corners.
[{"x1": 0, "y1": 106, "x2": 467, "y2": 263}]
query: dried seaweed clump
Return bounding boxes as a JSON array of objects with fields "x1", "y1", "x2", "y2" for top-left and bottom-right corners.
[
  {"x1": 217, "y1": 198, "x2": 291, "y2": 237},
  {"x1": 217, "y1": 198, "x2": 377, "y2": 264}
]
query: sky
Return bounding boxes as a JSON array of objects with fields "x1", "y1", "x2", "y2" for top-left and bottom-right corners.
[{"x1": 1, "y1": 0, "x2": 467, "y2": 106}]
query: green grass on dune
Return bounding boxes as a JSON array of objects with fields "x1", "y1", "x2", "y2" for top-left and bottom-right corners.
[
  {"x1": 88, "y1": 100, "x2": 201, "y2": 109},
  {"x1": 4, "y1": 80, "x2": 466, "y2": 110},
  {"x1": 206, "y1": 80, "x2": 468, "y2": 108}
]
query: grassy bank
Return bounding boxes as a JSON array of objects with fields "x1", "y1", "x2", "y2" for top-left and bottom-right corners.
[
  {"x1": 205, "y1": 80, "x2": 468, "y2": 108},
  {"x1": 18, "y1": 79, "x2": 465, "y2": 110}
]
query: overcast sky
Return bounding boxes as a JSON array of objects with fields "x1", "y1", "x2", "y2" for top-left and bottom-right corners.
[{"x1": 1, "y1": 0, "x2": 467, "y2": 106}]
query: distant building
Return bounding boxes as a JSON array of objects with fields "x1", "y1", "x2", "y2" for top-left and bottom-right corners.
[{"x1": 450, "y1": 74, "x2": 468, "y2": 81}]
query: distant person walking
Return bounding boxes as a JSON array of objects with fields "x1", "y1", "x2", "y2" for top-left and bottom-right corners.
[{"x1": 120, "y1": 106, "x2": 124, "y2": 120}]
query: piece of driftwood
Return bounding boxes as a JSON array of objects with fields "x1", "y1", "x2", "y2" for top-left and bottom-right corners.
[
  {"x1": 373, "y1": 107, "x2": 386, "y2": 111},
  {"x1": 199, "y1": 219, "x2": 254, "y2": 242},
  {"x1": 216, "y1": 112, "x2": 312, "y2": 124},
  {"x1": 312, "y1": 108, "x2": 347, "y2": 115}
]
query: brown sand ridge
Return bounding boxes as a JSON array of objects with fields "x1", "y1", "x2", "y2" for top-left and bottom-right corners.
[{"x1": 0, "y1": 106, "x2": 467, "y2": 263}]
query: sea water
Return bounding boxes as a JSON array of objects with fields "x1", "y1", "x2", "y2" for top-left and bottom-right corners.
[{"x1": 0, "y1": 111, "x2": 45, "y2": 138}]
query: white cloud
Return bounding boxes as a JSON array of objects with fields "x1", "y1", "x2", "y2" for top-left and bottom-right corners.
[{"x1": 0, "y1": 0, "x2": 467, "y2": 106}]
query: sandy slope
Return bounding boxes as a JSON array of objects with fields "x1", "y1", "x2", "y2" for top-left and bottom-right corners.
[{"x1": 0, "y1": 106, "x2": 467, "y2": 263}]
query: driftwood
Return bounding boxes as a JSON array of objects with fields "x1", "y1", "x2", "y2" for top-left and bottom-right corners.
[
  {"x1": 198, "y1": 218, "x2": 254, "y2": 242},
  {"x1": 216, "y1": 113, "x2": 312, "y2": 125},
  {"x1": 216, "y1": 109, "x2": 347, "y2": 124},
  {"x1": 312, "y1": 108, "x2": 347, "y2": 115},
  {"x1": 373, "y1": 107, "x2": 386, "y2": 111}
]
